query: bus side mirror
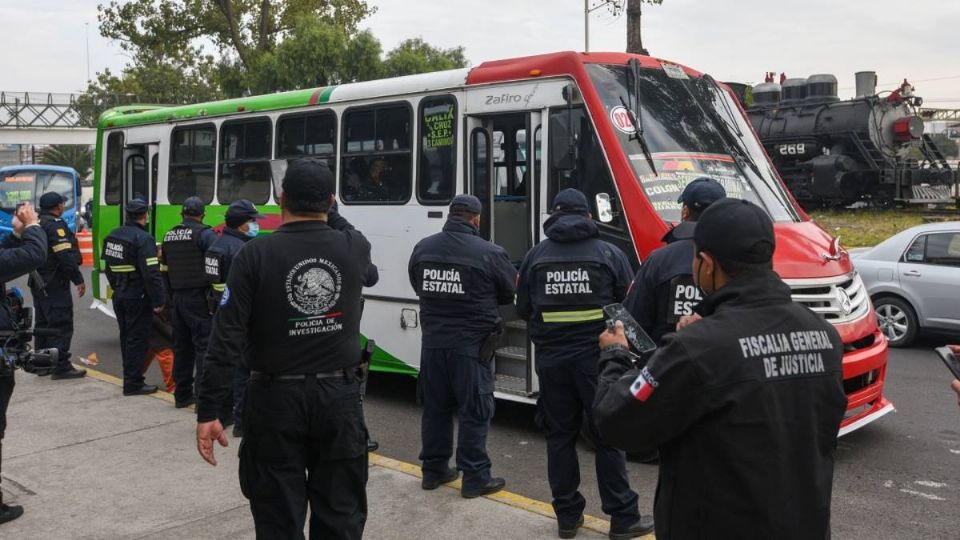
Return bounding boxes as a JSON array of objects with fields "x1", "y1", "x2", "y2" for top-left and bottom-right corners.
[{"x1": 595, "y1": 193, "x2": 614, "y2": 223}]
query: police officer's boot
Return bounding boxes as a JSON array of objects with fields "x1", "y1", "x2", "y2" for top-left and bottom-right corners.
[
  {"x1": 608, "y1": 515, "x2": 655, "y2": 540},
  {"x1": 366, "y1": 437, "x2": 379, "y2": 453}
]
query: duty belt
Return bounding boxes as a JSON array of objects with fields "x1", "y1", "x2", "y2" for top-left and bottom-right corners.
[{"x1": 249, "y1": 368, "x2": 357, "y2": 382}]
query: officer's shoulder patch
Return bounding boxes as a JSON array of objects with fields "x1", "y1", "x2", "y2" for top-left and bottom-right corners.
[
  {"x1": 219, "y1": 286, "x2": 231, "y2": 307},
  {"x1": 57, "y1": 228, "x2": 66, "y2": 237}
]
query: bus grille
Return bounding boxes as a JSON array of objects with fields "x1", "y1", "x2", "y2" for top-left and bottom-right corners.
[{"x1": 784, "y1": 272, "x2": 870, "y2": 324}]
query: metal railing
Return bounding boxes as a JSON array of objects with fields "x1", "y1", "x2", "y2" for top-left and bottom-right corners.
[{"x1": 0, "y1": 92, "x2": 140, "y2": 129}]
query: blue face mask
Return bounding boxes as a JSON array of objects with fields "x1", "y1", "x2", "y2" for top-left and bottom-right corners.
[{"x1": 245, "y1": 221, "x2": 259, "y2": 238}]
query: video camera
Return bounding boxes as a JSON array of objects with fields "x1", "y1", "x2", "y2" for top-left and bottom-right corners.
[{"x1": 0, "y1": 287, "x2": 59, "y2": 376}]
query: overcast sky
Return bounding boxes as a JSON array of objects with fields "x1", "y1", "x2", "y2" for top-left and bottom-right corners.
[{"x1": 5, "y1": 0, "x2": 959, "y2": 106}]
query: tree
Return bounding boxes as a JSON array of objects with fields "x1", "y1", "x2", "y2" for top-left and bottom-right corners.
[
  {"x1": 626, "y1": 0, "x2": 664, "y2": 55},
  {"x1": 41, "y1": 145, "x2": 94, "y2": 178},
  {"x1": 930, "y1": 133, "x2": 959, "y2": 158},
  {"x1": 382, "y1": 39, "x2": 467, "y2": 78}
]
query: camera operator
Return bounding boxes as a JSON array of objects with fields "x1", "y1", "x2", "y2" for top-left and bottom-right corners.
[{"x1": 0, "y1": 202, "x2": 49, "y2": 525}]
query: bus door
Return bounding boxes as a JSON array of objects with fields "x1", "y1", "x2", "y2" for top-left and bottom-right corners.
[
  {"x1": 466, "y1": 110, "x2": 544, "y2": 398},
  {"x1": 122, "y1": 144, "x2": 158, "y2": 235}
]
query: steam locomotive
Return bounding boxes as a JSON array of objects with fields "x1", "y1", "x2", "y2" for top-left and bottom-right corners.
[{"x1": 739, "y1": 72, "x2": 957, "y2": 208}]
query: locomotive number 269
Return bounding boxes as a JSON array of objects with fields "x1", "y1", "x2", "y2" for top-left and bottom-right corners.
[{"x1": 778, "y1": 144, "x2": 807, "y2": 156}]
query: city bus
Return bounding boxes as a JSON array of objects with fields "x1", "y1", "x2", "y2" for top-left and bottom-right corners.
[
  {"x1": 0, "y1": 164, "x2": 81, "y2": 237},
  {"x1": 90, "y1": 51, "x2": 893, "y2": 435}
]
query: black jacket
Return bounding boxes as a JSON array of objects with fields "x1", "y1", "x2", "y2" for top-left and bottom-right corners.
[
  {"x1": 102, "y1": 222, "x2": 165, "y2": 308},
  {"x1": 197, "y1": 217, "x2": 373, "y2": 422},
  {"x1": 34, "y1": 212, "x2": 84, "y2": 291},
  {"x1": 0, "y1": 225, "x2": 47, "y2": 331},
  {"x1": 516, "y1": 213, "x2": 633, "y2": 365},
  {"x1": 623, "y1": 233, "x2": 700, "y2": 344},
  {"x1": 594, "y1": 270, "x2": 847, "y2": 540},
  {"x1": 204, "y1": 227, "x2": 249, "y2": 308},
  {"x1": 408, "y1": 218, "x2": 516, "y2": 348}
]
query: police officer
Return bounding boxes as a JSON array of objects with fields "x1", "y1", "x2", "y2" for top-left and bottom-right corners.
[
  {"x1": 196, "y1": 159, "x2": 372, "y2": 539},
  {"x1": 624, "y1": 178, "x2": 726, "y2": 345},
  {"x1": 0, "y1": 202, "x2": 47, "y2": 525},
  {"x1": 594, "y1": 198, "x2": 847, "y2": 540},
  {"x1": 204, "y1": 199, "x2": 263, "y2": 437},
  {"x1": 102, "y1": 200, "x2": 164, "y2": 395},
  {"x1": 161, "y1": 196, "x2": 218, "y2": 410},
  {"x1": 516, "y1": 189, "x2": 652, "y2": 540},
  {"x1": 408, "y1": 194, "x2": 516, "y2": 498},
  {"x1": 30, "y1": 192, "x2": 86, "y2": 379}
]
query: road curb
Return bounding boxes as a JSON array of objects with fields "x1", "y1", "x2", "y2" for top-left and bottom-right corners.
[{"x1": 81, "y1": 365, "x2": 647, "y2": 538}]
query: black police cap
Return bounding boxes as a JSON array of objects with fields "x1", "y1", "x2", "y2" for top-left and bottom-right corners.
[
  {"x1": 225, "y1": 199, "x2": 264, "y2": 223},
  {"x1": 125, "y1": 199, "x2": 149, "y2": 214},
  {"x1": 181, "y1": 196, "x2": 205, "y2": 217},
  {"x1": 677, "y1": 177, "x2": 726, "y2": 211},
  {"x1": 449, "y1": 194, "x2": 482, "y2": 214},
  {"x1": 552, "y1": 188, "x2": 590, "y2": 215},
  {"x1": 38, "y1": 192, "x2": 65, "y2": 209},
  {"x1": 281, "y1": 158, "x2": 335, "y2": 212},
  {"x1": 672, "y1": 198, "x2": 775, "y2": 264}
]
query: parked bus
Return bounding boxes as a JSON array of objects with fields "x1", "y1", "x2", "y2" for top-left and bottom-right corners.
[
  {"x1": 0, "y1": 164, "x2": 81, "y2": 237},
  {"x1": 90, "y1": 51, "x2": 893, "y2": 435}
]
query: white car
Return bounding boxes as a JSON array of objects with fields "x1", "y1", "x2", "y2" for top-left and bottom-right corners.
[{"x1": 852, "y1": 221, "x2": 960, "y2": 347}]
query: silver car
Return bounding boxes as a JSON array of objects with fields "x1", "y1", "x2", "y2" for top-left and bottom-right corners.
[{"x1": 852, "y1": 221, "x2": 960, "y2": 347}]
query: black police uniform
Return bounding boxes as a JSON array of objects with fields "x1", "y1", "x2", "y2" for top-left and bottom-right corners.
[
  {"x1": 0, "y1": 223, "x2": 47, "y2": 522},
  {"x1": 623, "y1": 229, "x2": 700, "y2": 345},
  {"x1": 205, "y1": 225, "x2": 254, "y2": 429},
  {"x1": 31, "y1": 203, "x2": 85, "y2": 375},
  {"x1": 624, "y1": 177, "x2": 725, "y2": 346},
  {"x1": 594, "y1": 199, "x2": 848, "y2": 540},
  {"x1": 103, "y1": 206, "x2": 165, "y2": 393},
  {"x1": 197, "y1": 205, "x2": 373, "y2": 537},
  {"x1": 595, "y1": 271, "x2": 846, "y2": 539},
  {"x1": 408, "y1": 204, "x2": 517, "y2": 494},
  {"x1": 161, "y1": 208, "x2": 218, "y2": 407},
  {"x1": 515, "y1": 190, "x2": 643, "y2": 533}
]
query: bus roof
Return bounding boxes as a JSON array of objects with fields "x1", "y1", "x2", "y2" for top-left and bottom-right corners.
[
  {"x1": 97, "y1": 51, "x2": 701, "y2": 130},
  {"x1": 0, "y1": 164, "x2": 79, "y2": 176}
]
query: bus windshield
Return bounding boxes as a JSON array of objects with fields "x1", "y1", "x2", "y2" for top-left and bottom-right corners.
[
  {"x1": 587, "y1": 63, "x2": 799, "y2": 223},
  {"x1": 0, "y1": 170, "x2": 76, "y2": 211}
]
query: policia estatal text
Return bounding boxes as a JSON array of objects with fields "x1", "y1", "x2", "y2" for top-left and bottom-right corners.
[
  {"x1": 594, "y1": 198, "x2": 847, "y2": 540},
  {"x1": 197, "y1": 159, "x2": 374, "y2": 539}
]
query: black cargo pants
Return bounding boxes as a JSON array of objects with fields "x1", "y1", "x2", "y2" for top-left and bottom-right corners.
[
  {"x1": 240, "y1": 374, "x2": 368, "y2": 540},
  {"x1": 171, "y1": 290, "x2": 212, "y2": 405},
  {"x1": 32, "y1": 283, "x2": 75, "y2": 373},
  {"x1": 0, "y1": 374, "x2": 13, "y2": 505},
  {"x1": 113, "y1": 297, "x2": 152, "y2": 392}
]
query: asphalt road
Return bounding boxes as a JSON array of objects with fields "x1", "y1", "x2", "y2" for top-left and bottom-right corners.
[{"x1": 27, "y1": 268, "x2": 960, "y2": 538}]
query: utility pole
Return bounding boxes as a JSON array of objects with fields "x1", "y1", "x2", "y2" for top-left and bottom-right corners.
[
  {"x1": 85, "y1": 22, "x2": 91, "y2": 82},
  {"x1": 584, "y1": 1, "x2": 623, "y2": 52}
]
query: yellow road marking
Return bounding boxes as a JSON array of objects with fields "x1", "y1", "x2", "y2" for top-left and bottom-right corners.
[{"x1": 83, "y1": 363, "x2": 653, "y2": 538}]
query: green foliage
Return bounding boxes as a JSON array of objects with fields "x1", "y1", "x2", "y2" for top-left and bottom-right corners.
[
  {"x1": 929, "y1": 133, "x2": 959, "y2": 158},
  {"x1": 383, "y1": 39, "x2": 467, "y2": 78},
  {"x1": 82, "y1": 1, "x2": 468, "y2": 122},
  {"x1": 40, "y1": 145, "x2": 94, "y2": 178}
]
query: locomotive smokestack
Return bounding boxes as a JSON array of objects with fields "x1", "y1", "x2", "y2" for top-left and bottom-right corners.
[{"x1": 855, "y1": 71, "x2": 877, "y2": 98}]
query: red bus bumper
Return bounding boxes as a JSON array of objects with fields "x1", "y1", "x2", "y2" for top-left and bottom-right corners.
[{"x1": 837, "y1": 326, "x2": 895, "y2": 436}]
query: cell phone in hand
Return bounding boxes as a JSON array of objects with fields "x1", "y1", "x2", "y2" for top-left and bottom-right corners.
[
  {"x1": 934, "y1": 347, "x2": 960, "y2": 379},
  {"x1": 603, "y1": 303, "x2": 657, "y2": 354}
]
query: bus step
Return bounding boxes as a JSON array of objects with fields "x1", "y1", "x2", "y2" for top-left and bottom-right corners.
[
  {"x1": 495, "y1": 374, "x2": 529, "y2": 395},
  {"x1": 495, "y1": 346, "x2": 526, "y2": 362},
  {"x1": 504, "y1": 320, "x2": 527, "y2": 330}
]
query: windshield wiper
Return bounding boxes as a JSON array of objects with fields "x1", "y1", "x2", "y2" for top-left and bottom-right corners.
[{"x1": 622, "y1": 59, "x2": 657, "y2": 177}]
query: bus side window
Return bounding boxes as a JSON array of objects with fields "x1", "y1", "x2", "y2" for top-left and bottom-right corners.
[
  {"x1": 104, "y1": 132, "x2": 124, "y2": 204},
  {"x1": 340, "y1": 104, "x2": 412, "y2": 205},
  {"x1": 417, "y1": 96, "x2": 457, "y2": 205},
  {"x1": 276, "y1": 111, "x2": 337, "y2": 173},
  {"x1": 219, "y1": 118, "x2": 272, "y2": 205},
  {"x1": 169, "y1": 125, "x2": 216, "y2": 204}
]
